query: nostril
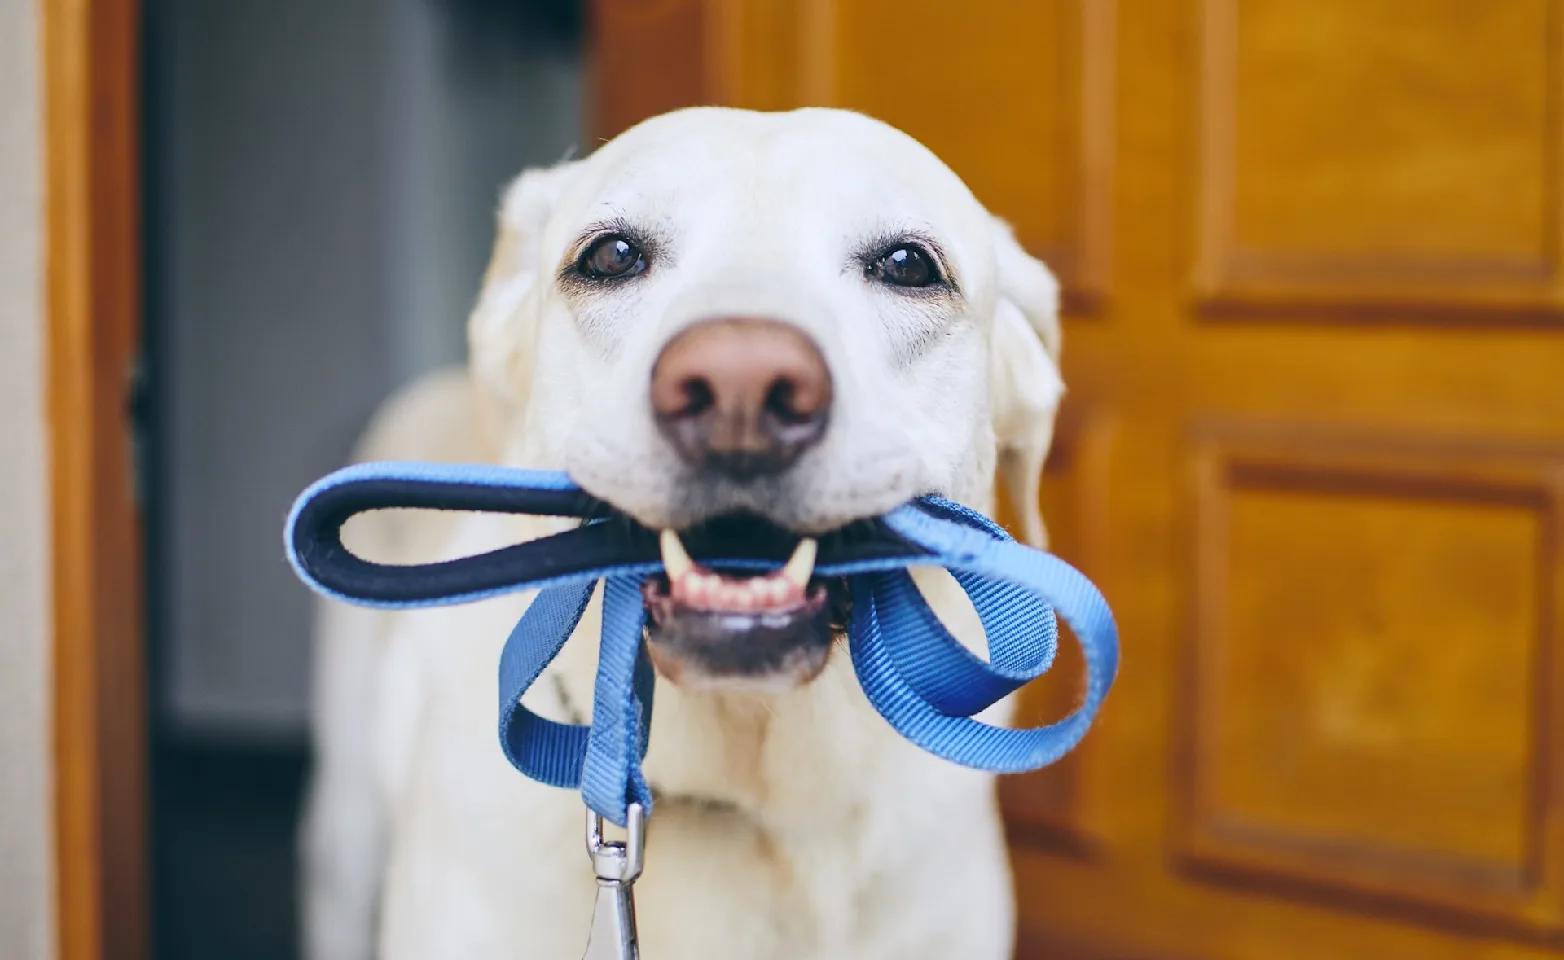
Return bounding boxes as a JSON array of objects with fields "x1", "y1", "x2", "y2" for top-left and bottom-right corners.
[
  {"x1": 679, "y1": 377, "x2": 715, "y2": 418},
  {"x1": 762, "y1": 368, "x2": 829, "y2": 427},
  {"x1": 763, "y1": 378, "x2": 804, "y2": 425}
]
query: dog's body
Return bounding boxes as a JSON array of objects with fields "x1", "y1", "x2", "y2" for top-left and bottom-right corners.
[{"x1": 302, "y1": 108, "x2": 1064, "y2": 959}]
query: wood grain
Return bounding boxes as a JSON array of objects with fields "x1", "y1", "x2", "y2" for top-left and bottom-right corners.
[
  {"x1": 589, "y1": 0, "x2": 713, "y2": 142},
  {"x1": 44, "y1": 0, "x2": 147, "y2": 958},
  {"x1": 1196, "y1": 0, "x2": 1564, "y2": 315},
  {"x1": 596, "y1": 1, "x2": 1564, "y2": 954},
  {"x1": 1178, "y1": 427, "x2": 1564, "y2": 939}
]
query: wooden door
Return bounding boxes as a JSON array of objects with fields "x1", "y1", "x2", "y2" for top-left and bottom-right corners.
[{"x1": 592, "y1": 1, "x2": 1564, "y2": 956}]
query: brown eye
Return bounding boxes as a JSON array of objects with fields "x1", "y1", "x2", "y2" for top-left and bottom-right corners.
[
  {"x1": 579, "y1": 235, "x2": 648, "y2": 280},
  {"x1": 869, "y1": 244, "x2": 941, "y2": 288}
]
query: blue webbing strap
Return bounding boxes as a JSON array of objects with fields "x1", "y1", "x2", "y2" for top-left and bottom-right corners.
[
  {"x1": 863, "y1": 502, "x2": 1117, "y2": 772},
  {"x1": 286, "y1": 462, "x2": 1119, "y2": 827}
]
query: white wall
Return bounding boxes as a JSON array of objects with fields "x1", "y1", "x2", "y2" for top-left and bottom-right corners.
[{"x1": 0, "y1": 0, "x2": 55, "y2": 956}]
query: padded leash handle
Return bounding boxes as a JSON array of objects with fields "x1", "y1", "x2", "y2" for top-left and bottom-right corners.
[{"x1": 286, "y1": 460, "x2": 932, "y2": 608}]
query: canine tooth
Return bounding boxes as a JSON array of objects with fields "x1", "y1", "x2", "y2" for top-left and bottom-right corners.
[
  {"x1": 781, "y1": 538, "x2": 817, "y2": 590},
  {"x1": 660, "y1": 529, "x2": 694, "y2": 583}
]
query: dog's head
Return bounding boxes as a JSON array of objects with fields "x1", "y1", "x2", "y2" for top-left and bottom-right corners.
[{"x1": 469, "y1": 108, "x2": 1062, "y2": 690}]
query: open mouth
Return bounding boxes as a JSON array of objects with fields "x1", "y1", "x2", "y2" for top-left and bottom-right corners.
[{"x1": 641, "y1": 522, "x2": 848, "y2": 688}]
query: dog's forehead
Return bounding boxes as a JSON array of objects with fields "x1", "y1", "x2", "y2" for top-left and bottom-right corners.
[{"x1": 556, "y1": 108, "x2": 988, "y2": 245}]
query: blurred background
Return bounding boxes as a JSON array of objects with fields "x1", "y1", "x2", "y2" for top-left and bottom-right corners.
[
  {"x1": 13, "y1": 0, "x2": 1564, "y2": 958},
  {"x1": 141, "y1": 2, "x2": 581, "y2": 957}
]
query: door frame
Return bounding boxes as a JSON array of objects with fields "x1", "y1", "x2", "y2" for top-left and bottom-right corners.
[{"x1": 44, "y1": 1, "x2": 148, "y2": 958}]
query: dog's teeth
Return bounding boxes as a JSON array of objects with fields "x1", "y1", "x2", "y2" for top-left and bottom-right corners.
[
  {"x1": 781, "y1": 538, "x2": 817, "y2": 590},
  {"x1": 660, "y1": 529, "x2": 694, "y2": 583},
  {"x1": 769, "y1": 578, "x2": 792, "y2": 605}
]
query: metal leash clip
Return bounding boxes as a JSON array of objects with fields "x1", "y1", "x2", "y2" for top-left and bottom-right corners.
[{"x1": 582, "y1": 803, "x2": 645, "y2": 960}]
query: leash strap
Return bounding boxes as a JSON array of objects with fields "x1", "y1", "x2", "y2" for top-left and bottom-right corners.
[{"x1": 286, "y1": 461, "x2": 1119, "y2": 826}]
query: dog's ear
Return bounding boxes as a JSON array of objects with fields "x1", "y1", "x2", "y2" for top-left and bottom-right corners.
[
  {"x1": 988, "y1": 218, "x2": 1064, "y2": 549},
  {"x1": 468, "y1": 161, "x2": 583, "y2": 454}
]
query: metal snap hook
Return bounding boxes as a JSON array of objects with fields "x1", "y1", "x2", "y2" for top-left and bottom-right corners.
[{"x1": 582, "y1": 803, "x2": 644, "y2": 960}]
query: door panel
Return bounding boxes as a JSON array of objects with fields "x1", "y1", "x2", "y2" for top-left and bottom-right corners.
[
  {"x1": 1181, "y1": 434, "x2": 1564, "y2": 939},
  {"x1": 1199, "y1": 0, "x2": 1564, "y2": 310},
  {"x1": 591, "y1": 1, "x2": 1564, "y2": 955}
]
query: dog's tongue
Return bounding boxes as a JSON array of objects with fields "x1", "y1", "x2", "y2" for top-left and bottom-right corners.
[{"x1": 659, "y1": 529, "x2": 815, "y2": 614}]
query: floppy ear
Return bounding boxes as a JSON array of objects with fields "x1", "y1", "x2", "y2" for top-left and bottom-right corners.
[
  {"x1": 467, "y1": 161, "x2": 583, "y2": 455},
  {"x1": 988, "y1": 218, "x2": 1064, "y2": 549}
]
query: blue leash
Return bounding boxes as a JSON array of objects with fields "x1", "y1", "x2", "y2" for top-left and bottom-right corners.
[{"x1": 285, "y1": 461, "x2": 1118, "y2": 828}]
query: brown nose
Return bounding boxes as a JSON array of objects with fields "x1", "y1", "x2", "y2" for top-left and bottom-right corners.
[{"x1": 649, "y1": 318, "x2": 832, "y2": 479}]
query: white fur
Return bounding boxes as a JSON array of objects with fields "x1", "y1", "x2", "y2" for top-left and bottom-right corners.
[{"x1": 303, "y1": 107, "x2": 1063, "y2": 960}]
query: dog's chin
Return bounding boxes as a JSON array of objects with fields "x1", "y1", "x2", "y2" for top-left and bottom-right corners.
[{"x1": 641, "y1": 579, "x2": 845, "y2": 691}]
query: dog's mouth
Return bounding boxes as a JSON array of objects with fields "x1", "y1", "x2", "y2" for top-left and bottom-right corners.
[{"x1": 641, "y1": 518, "x2": 851, "y2": 690}]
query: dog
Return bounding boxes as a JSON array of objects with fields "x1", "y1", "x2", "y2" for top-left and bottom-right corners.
[{"x1": 301, "y1": 106, "x2": 1065, "y2": 959}]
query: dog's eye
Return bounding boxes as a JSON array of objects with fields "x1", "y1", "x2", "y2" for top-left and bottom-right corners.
[
  {"x1": 578, "y1": 235, "x2": 648, "y2": 280},
  {"x1": 868, "y1": 244, "x2": 941, "y2": 289}
]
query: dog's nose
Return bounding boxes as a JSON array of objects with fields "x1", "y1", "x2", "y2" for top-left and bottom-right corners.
[{"x1": 650, "y1": 318, "x2": 832, "y2": 479}]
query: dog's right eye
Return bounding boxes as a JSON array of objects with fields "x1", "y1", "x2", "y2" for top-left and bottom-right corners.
[{"x1": 578, "y1": 235, "x2": 648, "y2": 281}]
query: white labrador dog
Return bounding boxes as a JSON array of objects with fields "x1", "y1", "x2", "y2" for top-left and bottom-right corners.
[{"x1": 302, "y1": 107, "x2": 1065, "y2": 960}]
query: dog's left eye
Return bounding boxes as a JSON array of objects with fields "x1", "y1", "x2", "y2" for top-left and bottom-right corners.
[
  {"x1": 868, "y1": 244, "x2": 942, "y2": 289},
  {"x1": 578, "y1": 235, "x2": 648, "y2": 280}
]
